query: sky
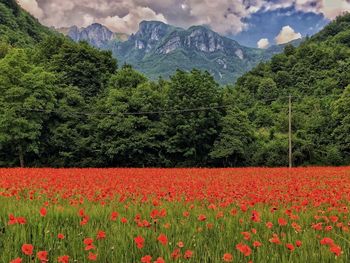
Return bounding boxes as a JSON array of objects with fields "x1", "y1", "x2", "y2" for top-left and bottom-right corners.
[{"x1": 18, "y1": 0, "x2": 350, "y2": 48}]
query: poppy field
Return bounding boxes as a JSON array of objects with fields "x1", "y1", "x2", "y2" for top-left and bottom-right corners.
[{"x1": 1, "y1": 167, "x2": 350, "y2": 263}]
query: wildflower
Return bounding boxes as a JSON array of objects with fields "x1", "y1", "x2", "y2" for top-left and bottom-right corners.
[
  {"x1": 58, "y1": 233, "x2": 65, "y2": 240},
  {"x1": 278, "y1": 218, "x2": 287, "y2": 226},
  {"x1": 21, "y1": 244, "x2": 33, "y2": 256},
  {"x1": 177, "y1": 241, "x2": 184, "y2": 248},
  {"x1": 39, "y1": 207, "x2": 47, "y2": 217},
  {"x1": 251, "y1": 211, "x2": 261, "y2": 222},
  {"x1": 10, "y1": 258, "x2": 22, "y2": 263},
  {"x1": 296, "y1": 240, "x2": 302, "y2": 247},
  {"x1": 198, "y1": 214, "x2": 206, "y2": 221},
  {"x1": 184, "y1": 250, "x2": 193, "y2": 259},
  {"x1": 134, "y1": 236, "x2": 145, "y2": 249},
  {"x1": 96, "y1": 230, "x2": 106, "y2": 240},
  {"x1": 37, "y1": 251, "x2": 48, "y2": 262},
  {"x1": 286, "y1": 243, "x2": 295, "y2": 251},
  {"x1": 320, "y1": 237, "x2": 334, "y2": 246},
  {"x1": 253, "y1": 241, "x2": 262, "y2": 247},
  {"x1": 157, "y1": 234, "x2": 168, "y2": 246},
  {"x1": 141, "y1": 255, "x2": 152, "y2": 263},
  {"x1": 154, "y1": 257, "x2": 165, "y2": 263},
  {"x1": 57, "y1": 255, "x2": 70, "y2": 263},
  {"x1": 236, "y1": 243, "x2": 252, "y2": 256},
  {"x1": 110, "y1": 211, "x2": 119, "y2": 221},
  {"x1": 223, "y1": 253, "x2": 233, "y2": 262},
  {"x1": 330, "y1": 245, "x2": 342, "y2": 256},
  {"x1": 88, "y1": 252, "x2": 97, "y2": 261}
]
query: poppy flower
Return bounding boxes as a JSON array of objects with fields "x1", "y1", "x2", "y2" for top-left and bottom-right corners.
[
  {"x1": 236, "y1": 243, "x2": 252, "y2": 256},
  {"x1": 37, "y1": 251, "x2": 48, "y2": 262},
  {"x1": 134, "y1": 236, "x2": 145, "y2": 249},
  {"x1": 198, "y1": 214, "x2": 207, "y2": 221},
  {"x1": 330, "y1": 245, "x2": 342, "y2": 256},
  {"x1": 141, "y1": 255, "x2": 152, "y2": 263},
  {"x1": 58, "y1": 233, "x2": 65, "y2": 240},
  {"x1": 253, "y1": 241, "x2": 262, "y2": 247},
  {"x1": 278, "y1": 218, "x2": 287, "y2": 226},
  {"x1": 286, "y1": 243, "x2": 295, "y2": 251},
  {"x1": 58, "y1": 255, "x2": 70, "y2": 263},
  {"x1": 177, "y1": 241, "x2": 184, "y2": 248},
  {"x1": 320, "y1": 237, "x2": 334, "y2": 246},
  {"x1": 157, "y1": 234, "x2": 168, "y2": 246},
  {"x1": 121, "y1": 217, "x2": 128, "y2": 224},
  {"x1": 222, "y1": 253, "x2": 233, "y2": 262},
  {"x1": 296, "y1": 240, "x2": 302, "y2": 247},
  {"x1": 184, "y1": 250, "x2": 193, "y2": 259},
  {"x1": 110, "y1": 211, "x2": 119, "y2": 221},
  {"x1": 96, "y1": 230, "x2": 106, "y2": 240},
  {"x1": 21, "y1": 244, "x2": 33, "y2": 256},
  {"x1": 153, "y1": 257, "x2": 165, "y2": 263},
  {"x1": 39, "y1": 207, "x2": 47, "y2": 217},
  {"x1": 10, "y1": 258, "x2": 22, "y2": 263},
  {"x1": 88, "y1": 252, "x2": 97, "y2": 261},
  {"x1": 171, "y1": 248, "x2": 181, "y2": 260}
]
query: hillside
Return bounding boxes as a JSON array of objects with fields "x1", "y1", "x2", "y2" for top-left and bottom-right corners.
[
  {"x1": 230, "y1": 13, "x2": 350, "y2": 166},
  {"x1": 0, "y1": 0, "x2": 56, "y2": 46},
  {"x1": 60, "y1": 21, "x2": 289, "y2": 85}
]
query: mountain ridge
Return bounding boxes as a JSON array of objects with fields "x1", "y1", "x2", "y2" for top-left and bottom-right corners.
[{"x1": 57, "y1": 21, "x2": 295, "y2": 84}]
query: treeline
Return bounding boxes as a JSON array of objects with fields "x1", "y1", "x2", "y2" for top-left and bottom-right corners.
[{"x1": 0, "y1": 3, "x2": 349, "y2": 167}]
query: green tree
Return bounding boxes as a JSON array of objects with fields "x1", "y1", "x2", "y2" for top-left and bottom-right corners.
[
  {"x1": 210, "y1": 107, "x2": 255, "y2": 166},
  {"x1": 164, "y1": 70, "x2": 222, "y2": 166},
  {"x1": 0, "y1": 49, "x2": 56, "y2": 167}
]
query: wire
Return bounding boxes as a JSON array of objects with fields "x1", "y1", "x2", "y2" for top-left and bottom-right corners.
[{"x1": 16, "y1": 95, "x2": 319, "y2": 117}]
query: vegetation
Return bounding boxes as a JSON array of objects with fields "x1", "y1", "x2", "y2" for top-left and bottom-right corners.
[{"x1": 0, "y1": 1, "x2": 349, "y2": 167}]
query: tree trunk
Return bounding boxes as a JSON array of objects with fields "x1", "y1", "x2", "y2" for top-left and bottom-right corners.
[{"x1": 18, "y1": 145, "x2": 24, "y2": 168}]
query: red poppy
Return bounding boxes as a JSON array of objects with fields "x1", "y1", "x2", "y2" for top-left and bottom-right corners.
[
  {"x1": 236, "y1": 243, "x2": 252, "y2": 256},
  {"x1": 296, "y1": 240, "x2": 302, "y2": 247},
  {"x1": 286, "y1": 243, "x2": 295, "y2": 251},
  {"x1": 153, "y1": 257, "x2": 165, "y2": 263},
  {"x1": 58, "y1": 233, "x2": 65, "y2": 240},
  {"x1": 110, "y1": 211, "x2": 119, "y2": 221},
  {"x1": 21, "y1": 244, "x2": 33, "y2": 256},
  {"x1": 39, "y1": 207, "x2": 47, "y2": 217},
  {"x1": 177, "y1": 241, "x2": 184, "y2": 248},
  {"x1": 37, "y1": 251, "x2": 48, "y2": 262},
  {"x1": 134, "y1": 236, "x2": 145, "y2": 249},
  {"x1": 10, "y1": 258, "x2": 22, "y2": 263},
  {"x1": 96, "y1": 230, "x2": 106, "y2": 240},
  {"x1": 278, "y1": 218, "x2": 287, "y2": 226},
  {"x1": 141, "y1": 255, "x2": 152, "y2": 263},
  {"x1": 184, "y1": 250, "x2": 193, "y2": 259},
  {"x1": 330, "y1": 245, "x2": 342, "y2": 256},
  {"x1": 88, "y1": 252, "x2": 97, "y2": 261},
  {"x1": 58, "y1": 255, "x2": 70, "y2": 263},
  {"x1": 157, "y1": 234, "x2": 168, "y2": 246},
  {"x1": 198, "y1": 214, "x2": 207, "y2": 221},
  {"x1": 320, "y1": 237, "x2": 334, "y2": 246},
  {"x1": 253, "y1": 241, "x2": 262, "y2": 247},
  {"x1": 222, "y1": 253, "x2": 233, "y2": 262}
]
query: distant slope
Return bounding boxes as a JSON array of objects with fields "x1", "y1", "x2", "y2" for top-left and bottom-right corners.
[
  {"x1": 232, "y1": 13, "x2": 350, "y2": 165},
  {"x1": 60, "y1": 21, "x2": 299, "y2": 85},
  {"x1": 0, "y1": 0, "x2": 56, "y2": 46}
]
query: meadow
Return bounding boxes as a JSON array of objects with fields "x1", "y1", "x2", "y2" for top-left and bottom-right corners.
[{"x1": 0, "y1": 167, "x2": 350, "y2": 262}]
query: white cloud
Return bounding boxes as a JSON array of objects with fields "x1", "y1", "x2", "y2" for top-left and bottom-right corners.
[
  {"x1": 257, "y1": 38, "x2": 270, "y2": 48},
  {"x1": 97, "y1": 7, "x2": 167, "y2": 34},
  {"x1": 19, "y1": 0, "x2": 350, "y2": 36},
  {"x1": 275, "y1": 25, "x2": 302, "y2": 44},
  {"x1": 18, "y1": 0, "x2": 44, "y2": 19}
]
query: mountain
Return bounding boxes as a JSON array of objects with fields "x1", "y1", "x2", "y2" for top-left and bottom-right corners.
[
  {"x1": 57, "y1": 23, "x2": 128, "y2": 48},
  {"x1": 0, "y1": 0, "x2": 56, "y2": 46},
  {"x1": 59, "y1": 21, "x2": 293, "y2": 85}
]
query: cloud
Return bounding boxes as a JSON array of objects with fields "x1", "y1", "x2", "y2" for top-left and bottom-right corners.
[
  {"x1": 18, "y1": 0, "x2": 44, "y2": 19},
  {"x1": 97, "y1": 7, "x2": 167, "y2": 34},
  {"x1": 257, "y1": 38, "x2": 269, "y2": 48},
  {"x1": 275, "y1": 25, "x2": 302, "y2": 44},
  {"x1": 19, "y1": 0, "x2": 350, "y2": 36}
]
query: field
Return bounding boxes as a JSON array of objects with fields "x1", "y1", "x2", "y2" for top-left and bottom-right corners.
[{"x1": 1, "y1": 168, "x2": 350, "y2": 263}]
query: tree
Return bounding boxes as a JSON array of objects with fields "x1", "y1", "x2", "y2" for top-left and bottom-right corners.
[
  {"x1": 164, "y1": 70, "x2": 222, "y2": 166},
  {"x1": 210, "y1": 107, "x2": 255, "y2": 166},
  {"x1": 0, "y1": 49, "x2": 56, "y2": 167},
  {"x1": 332, "y1": 85, "x2": 350, "y2": 161},
  {"x1": 50, "y1": 41, "x2": 117, "y2": 99}
]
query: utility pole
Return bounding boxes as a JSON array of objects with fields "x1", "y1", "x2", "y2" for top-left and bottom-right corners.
[{"x1": 289, "y1": 95, "x2": 292, "y2": 168}]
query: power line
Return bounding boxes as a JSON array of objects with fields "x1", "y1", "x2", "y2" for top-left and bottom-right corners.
[{"x1": 18, "y1": 95, "x2": 296, "y2": 117}]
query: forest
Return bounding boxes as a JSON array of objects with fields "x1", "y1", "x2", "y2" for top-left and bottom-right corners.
[{"x1": 0, "y1": 0, "x2": 349, "y2": 167}]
